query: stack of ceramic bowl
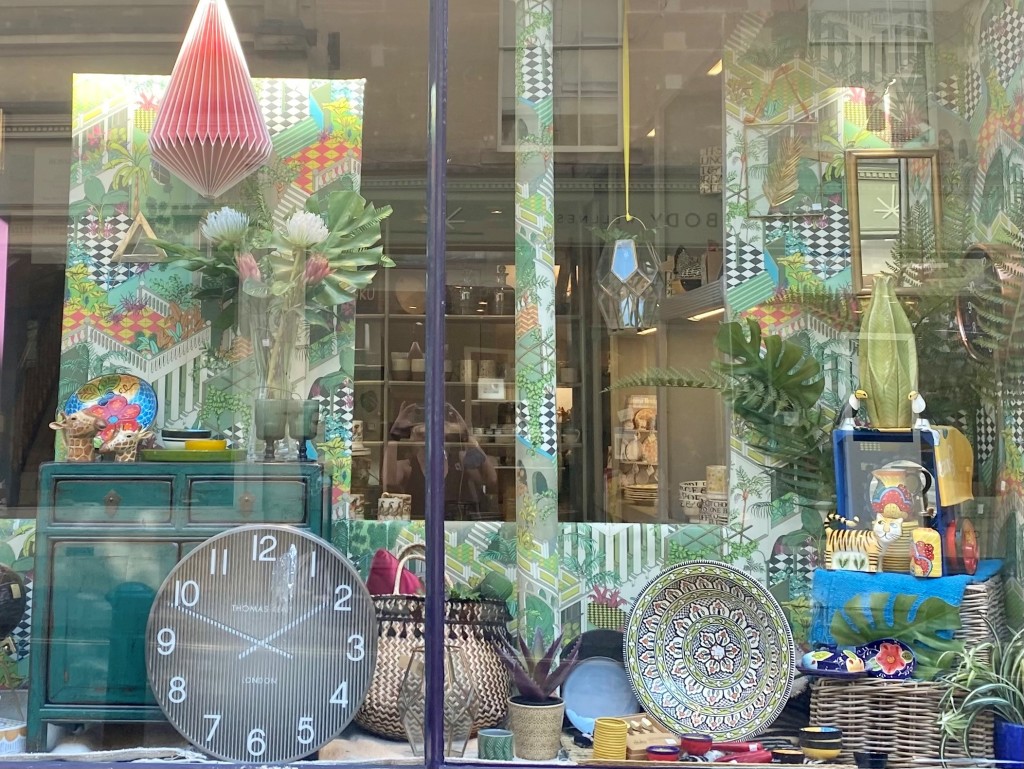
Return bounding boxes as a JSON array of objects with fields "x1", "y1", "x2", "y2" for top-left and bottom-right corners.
[
  {"x1": 592, "y1": 718, "x2": 628, "y2": 760},
  {"x1": 799, "y1": 726, "x2": 842, "y2": 761},
  {"x1": 699, "y1": 494, "x2": 730, "y2": 525},
  {"x1": 679, "y1": 480, "x2": 706, "y2": 520},
  {"x1": 161, "y1": 428, "x2": 212, "y2": 450}
]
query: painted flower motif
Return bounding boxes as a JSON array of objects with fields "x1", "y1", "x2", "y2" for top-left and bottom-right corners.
[
  {"x1": 201, "y1": 207, "x2": 250, "y2": 246},
  {"x1": 692, "y1": 627, "x2": 741, "y2": 676},
  {"x1": 304, "y1": 254, "x2": 331, "y2": 285},
  {"x1": 85, "y1": 394, "x2": 142, "y2": 442},
  {"x1": 875, "y1": 642, "x2": 910, "y2": 676},
  {"x1": 283, "y1": 211, "x2": 330, "y2": 248},
  {"x1": 235, "y1": 252, "x2": 261, "y2": 282}
]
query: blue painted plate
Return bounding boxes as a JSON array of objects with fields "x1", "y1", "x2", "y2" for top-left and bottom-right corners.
[
  {"x1": 562, "y1": 656, "x2": 639, "y2": 735},
  {"x1": 855, "y1": 638, "x2": 916, "y2": 679}
]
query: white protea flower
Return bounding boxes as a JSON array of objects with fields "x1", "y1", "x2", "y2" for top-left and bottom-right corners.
[
  {"x1": 201, "y1": 207, "x2": 250, "y2": 246},
  {"x1": 283, "y1": 211, "x2": 330, "y2": 248}
]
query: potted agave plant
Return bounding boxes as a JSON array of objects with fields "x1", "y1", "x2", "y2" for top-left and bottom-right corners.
[
  {"x1": 497, "y1": 629, "x2": 580, "y2": 760},
  {"x1": 939, "y1": 626, "x2": 1024, "y2": 768}
]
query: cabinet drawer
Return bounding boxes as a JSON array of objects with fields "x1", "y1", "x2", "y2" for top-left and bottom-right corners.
[
  {"x1": 52, "y1": 479, "x2": 173, "y2": 524},
  {"x1": 186, "y1": 477, "x2": 307, "y2": 524}
]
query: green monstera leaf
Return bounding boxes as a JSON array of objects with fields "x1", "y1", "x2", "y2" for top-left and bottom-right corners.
[{"x1": 831, "y1": 593, "x2": 963, "y2": 680}]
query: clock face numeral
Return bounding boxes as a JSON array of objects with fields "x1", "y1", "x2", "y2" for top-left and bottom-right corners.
[
  {"x1": 334, "y1": 584, "x2": 352, "y2": 611},
  {"x1": 173, "y1": 579, "x2": 200, "y2": 608},
  {"x1": 252, "y1": 534, "x2": 277, "y2": 562},
  {"x1": 346, "y1": 634, "x2": 364, "y2": 661},
  {"x1": 203, "y1": 714, "x2": 221, "y2": 742},
  {"x1": 168, "y1": 676, "x2": 187, "y2": 703},
  {"x1": 329, "y1": 681, "x2": 349, "y2": 706},
  {"x1": 297, "y1": 716, "x2": 315, "y2": 745},
  {"x1": 147, "y1": 526, "x2": 378, "y2": 763},
  {"x1": 209, "y1": 548, "x2": 228, "y2": 576},
  {"x1": 247, "y1": 727, "x2": 267, "y2": 757},
  {"x1": 157, "y1": 628, "x2": 176, "y2": 656}
]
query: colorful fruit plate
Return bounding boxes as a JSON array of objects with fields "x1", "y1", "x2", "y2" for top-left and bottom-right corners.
[{"x1": 140, "y1": 449, "x2": 246, "y2": 463}]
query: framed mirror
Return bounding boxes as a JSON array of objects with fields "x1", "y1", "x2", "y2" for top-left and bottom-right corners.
[{"x1": 846, "y1": 149, "x2": 941, "y2": 294}]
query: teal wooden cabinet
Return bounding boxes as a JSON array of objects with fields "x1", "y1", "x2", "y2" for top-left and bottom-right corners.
[{"x1": 28, "y1": 462, "x2": 328, "y2": 750}]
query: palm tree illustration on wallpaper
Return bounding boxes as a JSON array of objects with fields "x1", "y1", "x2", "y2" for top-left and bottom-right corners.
[
  {"x1": 733, "y1": 467, "x2": 771, "y2": 530},
  {"x1": 105, "y1": 130, "x2": 151, "y2": 216}
]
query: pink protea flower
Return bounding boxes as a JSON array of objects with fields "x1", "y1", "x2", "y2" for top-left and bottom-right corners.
[
  {"x1": 235, "y1": 252, "x2": 261, "y2": 282},
  {"x1": 304, "y1": 254, "x2": 331, "y2": 285}
]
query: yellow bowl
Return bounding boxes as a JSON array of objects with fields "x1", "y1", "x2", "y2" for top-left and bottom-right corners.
[
  {"x1": 802, "y1": 747, "x2": 842, "y2": 761},
  {"x1": 185, "y1": 439, "x2": 227, "y2": 451}
]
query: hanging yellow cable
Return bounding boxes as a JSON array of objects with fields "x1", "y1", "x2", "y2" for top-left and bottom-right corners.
[{"x1": 622, "y1": 0, "x2": 631, "y2": 221}]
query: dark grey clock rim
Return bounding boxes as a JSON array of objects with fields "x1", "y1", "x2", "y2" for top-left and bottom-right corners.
[{"x1": 145, "y1": 524, "x2": 377, "y2": 763}]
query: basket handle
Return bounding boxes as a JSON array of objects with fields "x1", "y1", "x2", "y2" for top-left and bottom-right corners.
[{"x1": 394, "y1": 542, "x2": 453, "y2": 594}]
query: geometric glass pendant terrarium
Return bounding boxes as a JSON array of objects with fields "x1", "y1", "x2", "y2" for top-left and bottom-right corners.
[{"x1": 596, "y1": 237, "x2": 665, "y2": 332}]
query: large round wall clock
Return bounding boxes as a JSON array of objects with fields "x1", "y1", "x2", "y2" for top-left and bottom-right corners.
[{"x1": 146, "y1": 525, "x2": 377, "y2": 763}]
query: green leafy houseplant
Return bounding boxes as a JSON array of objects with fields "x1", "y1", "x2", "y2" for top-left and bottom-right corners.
[{"x1": 939, "y1": 625, "x2": 1024, "y2": 758}]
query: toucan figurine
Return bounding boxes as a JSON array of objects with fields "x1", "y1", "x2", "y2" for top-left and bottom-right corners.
[
  {"x1": 909, "y1": 390, "x2": 930, "y2": 430},
  {"x1": 837, "y1": 389, "x2": 868, "y2": 430}
]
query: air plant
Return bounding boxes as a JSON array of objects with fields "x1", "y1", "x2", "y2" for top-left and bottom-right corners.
[{"x1": 497, "y1": 629, "x2": 581, "y2": 704}]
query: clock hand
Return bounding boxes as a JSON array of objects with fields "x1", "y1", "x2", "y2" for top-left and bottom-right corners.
[
  {"x1": 174, "y1": 605, "x2": 294, "y2": 660},
  {"x1": 237, "y1": 600, "x2": 328, "y2": 659}
]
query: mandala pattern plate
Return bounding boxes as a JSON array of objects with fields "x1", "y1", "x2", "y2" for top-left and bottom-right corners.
[
  {"x1": 624, "y1": 561, "x2": 795, "y2": 740},
  {"x1": 63, "y1": 374, "x2": 159, "y2": 442}
]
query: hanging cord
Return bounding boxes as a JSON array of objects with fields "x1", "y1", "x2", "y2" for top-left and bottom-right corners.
[{"x1": 622, "y1": 0, "x2": 632, "y2": 221}]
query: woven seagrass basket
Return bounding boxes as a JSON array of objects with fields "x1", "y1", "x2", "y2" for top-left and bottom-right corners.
[{"x1": 809, "y1": 577, "x2": 1005, "y2": 769}]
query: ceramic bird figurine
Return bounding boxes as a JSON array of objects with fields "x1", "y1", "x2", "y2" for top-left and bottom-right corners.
[
  {"x1": 836, "y1": 389, "x2": 868, "y2": 430},
  {"x1": 909, "y1": 390, "x2": 930, "y2": 430}
]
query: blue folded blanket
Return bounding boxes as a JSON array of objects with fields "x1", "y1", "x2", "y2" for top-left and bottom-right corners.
[{"x1": 809, "y1": 559, "x2": 1002, "y2": 646}]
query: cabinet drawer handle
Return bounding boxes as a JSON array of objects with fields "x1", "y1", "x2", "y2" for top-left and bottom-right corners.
[
  {"x1": 238, "y1": 492, "x2": 256, "y2": 516},
  {"x1": 104, "y1": 490, "x2": 122, "y2": 517}
]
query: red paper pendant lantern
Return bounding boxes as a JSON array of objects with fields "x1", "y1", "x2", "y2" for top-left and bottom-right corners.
[{"x1": 150, "y1": 0, "x2": 272, "y2": 198}]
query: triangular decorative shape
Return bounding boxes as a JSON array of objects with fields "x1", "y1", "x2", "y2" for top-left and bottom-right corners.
[
  {"x1": 150, "y1": 0, "x2": 272, "y2": 198},
  {"x1": 113, "y1": 212, "x2": 167, "y2": 263}
]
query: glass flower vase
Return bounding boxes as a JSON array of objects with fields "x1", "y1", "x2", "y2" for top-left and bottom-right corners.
[{"x1": 397, "y1": 643, "x2": 478, "y2": 758}]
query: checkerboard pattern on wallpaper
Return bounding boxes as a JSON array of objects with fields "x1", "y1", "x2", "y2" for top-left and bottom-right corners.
[
  {"x1": 259, "y1": 80, "x2": 310, "y2": 135},
  {"x1": 725, "y1": 234, "x2": 766, "y2": 289},
  {"x1": 520, "y1": 47, "x2": 553, "y2": 102},
  {"x1": 935, "y1": 70, "x2": 983, "y2": 121},
  {"x1": 76, "y1": 213, "x2": 136, "y2": 290},
  {"x1": 981, "y1": 6, "x2": 1024, "y2": 89},
  {"x1": 764, "y1": 205, "x2": 850, "y2": 281}
]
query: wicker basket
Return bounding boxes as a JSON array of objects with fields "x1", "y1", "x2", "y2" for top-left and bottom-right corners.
[
  {"x1": 808, "y1": 577, "x2": 1005, "y2": 769},
  {"x1": 809, "y1": 678, "x2": 992, "y2": 769}
]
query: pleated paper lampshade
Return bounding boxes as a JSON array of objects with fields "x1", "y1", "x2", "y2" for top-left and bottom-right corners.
[{"x1": 150, "y1": 0, "x2": 272, "y2": 198}]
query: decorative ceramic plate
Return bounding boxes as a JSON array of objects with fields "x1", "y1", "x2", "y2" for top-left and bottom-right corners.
[
  {"x1": 64, "y1": 374, "x2": 158, "y2": 443},
  {"x1": 796, "y1": 665, "x2": 868, "y2": 680},
  {"x1": 624, "y1": 561, "x2": 795, "y2": 740},
  {"x1": 562, "y1": 656, "x2": 640, "y2": 735},
  {"x1": 855, "y1": 638, "x2": 916, "y2": 679},
  {"x1": 141, "y1": 449, "x2": 246, "y2": 462}
]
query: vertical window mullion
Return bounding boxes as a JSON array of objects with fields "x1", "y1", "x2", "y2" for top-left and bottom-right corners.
[{"x1": 424, "y1": 0, "x2": 448, "y2": 766}]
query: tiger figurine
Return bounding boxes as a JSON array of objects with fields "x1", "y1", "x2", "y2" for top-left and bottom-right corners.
[{"x1": 824, "y1": 513, "x2": 903, "y2": 573}]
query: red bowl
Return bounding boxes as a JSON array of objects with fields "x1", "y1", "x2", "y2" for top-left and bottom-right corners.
[
  {"x1": 647, "y1": 745, "x2": 681, "y2": 762},
  {"x1": 678, "y1": 733, "x2": 713, "y2": 756}
]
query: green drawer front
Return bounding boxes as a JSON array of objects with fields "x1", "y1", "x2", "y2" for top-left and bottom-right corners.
[
  {"x1": 187, "y1": 478, "x2": 307, "y2": 524},
  {"x1": 52, "y1": 479, "x2": 173, "y2": 524},
  {"x1": 47, "y1": 540, "x2": 179, "y2": 705}
]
